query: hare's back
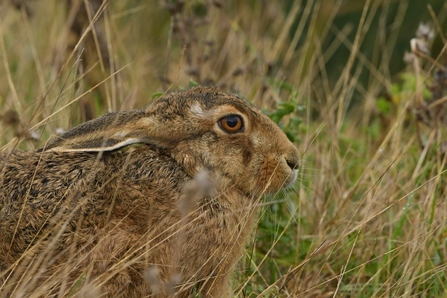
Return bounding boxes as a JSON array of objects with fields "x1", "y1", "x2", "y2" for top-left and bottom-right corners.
[{"x1": 0, "y1": 146, "x2": 188, "y2": 267}]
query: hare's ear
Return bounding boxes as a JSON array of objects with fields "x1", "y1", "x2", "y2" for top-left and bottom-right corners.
[
  {"x1": 38, "y1": 110, "x2": 159, "y2": 153},
  {"x1": 40, "y1": 136, "x2": 150, "y2": 153}
]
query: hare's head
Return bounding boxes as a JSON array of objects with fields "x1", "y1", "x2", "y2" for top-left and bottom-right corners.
[{"x1": 43, "y1": 87, "x2": 299, "y2": 196}]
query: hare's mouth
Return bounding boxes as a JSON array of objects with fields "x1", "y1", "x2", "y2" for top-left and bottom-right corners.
[{"x1": 284, "y1": 169, "x2": 298, "y2": 189}]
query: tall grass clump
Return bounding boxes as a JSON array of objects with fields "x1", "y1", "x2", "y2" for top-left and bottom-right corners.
[{"x1": 1, "y1": 0, "x2": 447, "y2": 296}]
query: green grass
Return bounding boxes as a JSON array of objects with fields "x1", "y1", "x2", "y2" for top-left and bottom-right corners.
[{"x1": 1, "y1": 0, "x2": 447, "y2": 296}]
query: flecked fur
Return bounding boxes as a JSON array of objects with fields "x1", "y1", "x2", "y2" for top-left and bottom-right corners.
[{"x1": 0, "y1": 86, "x2": 299, "y2": 297}]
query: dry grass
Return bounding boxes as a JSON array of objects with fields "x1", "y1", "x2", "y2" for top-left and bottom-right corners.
[{"x1": 1, "y1": 0, "x2": 447, "y2": 297}]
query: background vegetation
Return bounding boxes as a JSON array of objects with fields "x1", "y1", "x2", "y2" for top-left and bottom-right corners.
[{"x1": 1, "y1": 0, "x2": 447, "y2": 296}]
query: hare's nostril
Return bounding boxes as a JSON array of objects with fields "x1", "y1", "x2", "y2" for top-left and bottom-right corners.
[{"x1": 286, "y1": 158, "x2": 300, "y2": 170}]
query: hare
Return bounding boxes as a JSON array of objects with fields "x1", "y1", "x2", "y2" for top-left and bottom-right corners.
[{"x1": 0, "y1": 86, "x2": 299, "y2": 297}]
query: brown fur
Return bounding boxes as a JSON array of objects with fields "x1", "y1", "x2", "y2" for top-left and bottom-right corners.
[{"x1": 0, "y1": 87, "x2": 299, "y2": 297}]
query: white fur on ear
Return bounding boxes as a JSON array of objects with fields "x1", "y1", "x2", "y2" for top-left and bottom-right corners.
[
  {"x1": 48, "y1": 137, "x2": 147, "y2": 152},
  {"x1": 189, "y1": 102, "x2": 204, "y2": 116}
]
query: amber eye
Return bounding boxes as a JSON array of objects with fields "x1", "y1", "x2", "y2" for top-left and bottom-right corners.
[{"x1": 218, "y1": 115, "x2": 244, "y2": 133}]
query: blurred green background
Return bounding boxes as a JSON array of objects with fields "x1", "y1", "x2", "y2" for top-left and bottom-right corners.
[{"x1": 283, "y1": 0, "x2": 447, "y2": 103}]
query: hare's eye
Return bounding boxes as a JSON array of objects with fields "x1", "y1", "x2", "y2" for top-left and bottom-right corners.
[{"x1": 218, "y1": 115, "x2": 244, "y2": 133}]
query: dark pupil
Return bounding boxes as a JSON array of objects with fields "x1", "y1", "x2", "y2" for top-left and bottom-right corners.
[{"x1": 226, "y1": 116, "x2": 239, "y2": 128}]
